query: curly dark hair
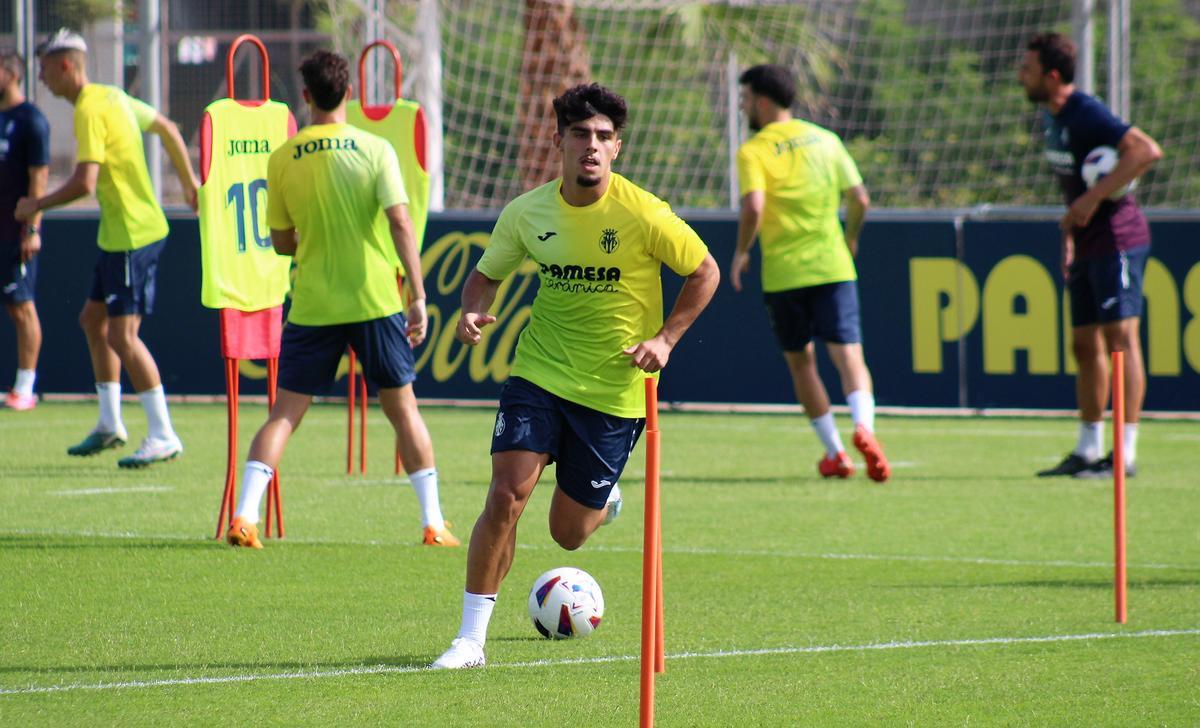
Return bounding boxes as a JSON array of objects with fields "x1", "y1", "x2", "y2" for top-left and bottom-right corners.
[
  {"x1": 552, "y1": 83, "x2": 628, "y2": 134},
  {"x1": 738, "y1": 64, "x2": 796, "y2": 109},
  {"x1": 1027, "y1": 33, "x2": 1076, "y2": 84},
  {"x1": 300, "y1": 49, "x2": 350, "y2": 111}
]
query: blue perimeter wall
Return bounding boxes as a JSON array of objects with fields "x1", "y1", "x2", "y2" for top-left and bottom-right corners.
[{"x1": 11, "y1": 212, "x2": 1199, "y2": 412}]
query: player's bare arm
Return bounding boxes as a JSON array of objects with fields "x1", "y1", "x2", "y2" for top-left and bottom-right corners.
[
  {"x1": 384, "y1": 203, "x2": 428, "y2": 346},
  {"x1": 731, "y1": 190, "x2": 764, "y2": 292},
  {"x1": 15, "y1": 161, "x2": 98, "y2": 221},
  {"x1": 1061, "y1": 127, "x2": 1162, "y2": 230},
  {"x1": 20, "y1": 165, "x2": 48, "y2": 262},
  {"x1": 623, "y1": 252, "x2": 720, "y2": 372},
  {"x1": 456, "y1": 269, "x2": 501, "y2": 346},
  {"x1": 843, "y1": 184, "x2": 870, "y2": 257},
  {"x1": 147, "y1": 113, "x2": 200, "y2": 212},
  {"x1": 1059, "y1": 229, "x2": 1074, "y2": 280},
  {"x1": 269, "y1": 227, "x2": 298, "y2": 256}
]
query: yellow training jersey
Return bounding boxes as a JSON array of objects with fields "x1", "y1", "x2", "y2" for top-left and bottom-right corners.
[
  {"x1": 266, "y1": 123, "x2": 409, "y2": 326},
  {"x1": 477, "y1": 174, "x2": 709, "y2": 418},
  {"x1": 737, "y1": 119, "x2": 861, "y2": 292},
  {"x1": 197, "y1": 98, "x2": 294, "y2": 311},
  {"x1": 74, "y1": 84, "x2": 169, "y2": 252}
]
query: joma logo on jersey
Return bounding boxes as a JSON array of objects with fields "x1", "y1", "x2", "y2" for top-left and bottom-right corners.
[
  {"x1": 539, "y1": 263, "x2": 622, "y2": 282},
  {"x1": 292, "y1": 136, "x2": 359, "y2": 160},
  {"x1": 227, "y1": 138, "x2": 271, "y2": 156},
  {"x1": 599, "y1": 228, "x2": 619, "y2": 254}
]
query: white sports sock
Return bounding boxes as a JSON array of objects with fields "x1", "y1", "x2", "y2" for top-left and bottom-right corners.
[
  {"x1": 235, "y1": 461, "x2": 274, "y2": 524},
  {"x1": 847, "y1": 390, "x2": 876, "y2": 432},
  {"x1": 408, "y1": 467, "x2": 445, "y2": 529},
  {"x1": 1073, "y1": 421, "x2": 1104, "y2": 461},
  {"x1": 13, "y1": 369, "x2": 35, "y2": 396},
  {"x1": 138, "y1": 385, "x2": 176, "y2": 441},
  {"x1": 457, "y1": 591, "x2": 497, "y2": 646},
  {"x1": 96, "y1": 382, "x2": 123, "y2": 434},
  {"x1": 809, "y1": 411, "x2": 844, "y2": 457},
  {"x1": 1122, "y1": 423, "x2": 1139, "y2": 465}
]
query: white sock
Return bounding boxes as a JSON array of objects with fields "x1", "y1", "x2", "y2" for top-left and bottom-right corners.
[
  {"x1": 847, "y1": 390, "x2": 875, "y2": 432},
  {"x1": 1122, "y1": 423, "x2": 1139, "y2": 465},
  {"x1": 809, "y1": 411, "x2": 844, "y2": 457},
  {"x1": 96, "y1": 382, "x2": 123, "y2": 434},
  {"x1": 235, "y1": 460, "x2": 274, "y2": 524},
  {"x1": 13, "y1": 369, "x2": 35, "y2": 396},
  {"x1": 138, "y1": 385, "x2": 176, "y2": 441},
  {"x1": 457, "y1": 591, "x2": 497, "y2": 645},
  {"x1": 408, "y1": 467, "x2": 445, "y2": 529},
  {"x1": 1073, "y1": 421, "x2": 1104, "y2": 461}
]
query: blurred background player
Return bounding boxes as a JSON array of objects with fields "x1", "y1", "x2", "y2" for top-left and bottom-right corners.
[
  {"x1": 730, "y1": 64, "x2": 890, "y2": 483},
  {"x1": 432, "y1": 83, "x2": 719, "y2": 669},
  {"x1": 1019, "y1": 33, "x2": 1162, "y2": 479},
  {"x1": 225, "y1": 50, "x2": 457, "y2": 550},
  {"x1": 0, "y1": 49, "x2": 48, "y2": 411},
  {"x1": 16, "y1": 29, "x2": 197, "y2": 467}
]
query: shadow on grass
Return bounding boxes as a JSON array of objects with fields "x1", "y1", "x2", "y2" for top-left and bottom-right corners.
[
  {"x1": 0, "y1": 655, "x2": 433, "y2": 677},
  {"x1": 0, "y1": 535, "x2": 214, "y2": 551}
]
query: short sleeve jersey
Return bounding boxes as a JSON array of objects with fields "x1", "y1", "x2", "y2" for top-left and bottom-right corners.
[
  {"x1": 1041, "y1": 91, "x2": 1150, "y2": 259},
  {"x1": 266, "y1": 123, "x2": 409, "y2": 326},
  {"x1": 737, "y1": 119, "x2": 861, "y2": 292},
  {"x1": 477, "y1": 174, "x2": 709, "y2": 418},
  {"x1": 0, "y1": 101, "x2": 50, "y2": 243},
  {"x1": 74, "y1": 84, "x2": 169, "y2": 251}
]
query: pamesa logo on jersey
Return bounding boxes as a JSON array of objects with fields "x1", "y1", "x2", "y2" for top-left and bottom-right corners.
[{"x1": 599, "y1": 228, "x2": 619, "y2": 254}]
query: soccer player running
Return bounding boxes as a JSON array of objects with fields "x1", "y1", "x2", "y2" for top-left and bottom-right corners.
[
  {"x1": 225, "y1": 50, "x2": 458, "y2": 549},
  {"x1": 431, "y1": 83, "x2": 719, "y2": 669},
  {"x1": 730, "y1": 64, "x2": 890, "y2": 483},
  {"x1": 0, "y1": 50, "x2": 48, "y2": 411},
  {"x1": 1019, "y1": 33, "x2": 1161, "y2": 479},
  {"x1": 16, "y1": 29, "x2": 197, "y2": 466}
]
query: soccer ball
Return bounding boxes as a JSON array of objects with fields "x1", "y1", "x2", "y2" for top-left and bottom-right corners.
[
  {"x1": 528, "y1": 567, "x2": 605, "y2": 639},
  {"x1": 1080, "y1": 145, "x2": 1136, "y2": 199}
]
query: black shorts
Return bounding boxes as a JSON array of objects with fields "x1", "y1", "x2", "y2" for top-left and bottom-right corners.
[
  {"x1": 0, "y1": 241, "x2": 36, "y2": 305},
  {"x1": 1067, "y1": 247, "x2": 1148, "y2": 328},
  {"x1": 278, "y1": 312, "x2": 416, "y2": 395},
  {"x1": 490, "y1": 377, "x2": 645, "y2": 510},
  {"x1": 87, "y1": 240, "x2": 164, "y2": 316},
  {"x1": 763, "y1": 280, "x2": 862, "y2": 351}
]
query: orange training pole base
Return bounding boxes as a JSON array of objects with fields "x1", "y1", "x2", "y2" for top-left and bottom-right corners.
[
  {"x1": 264, "y1": 356, "x2": 284, "y2": 538},
  {"x1": 640, "y1": 377, "x2": 663, "y2": 727},
  {"x1": 1112, "y1": 350, "x2": 1127, "y2": 624},
  {"x1": 215, "y1": 357, "x2": 239, "y2": 539}
]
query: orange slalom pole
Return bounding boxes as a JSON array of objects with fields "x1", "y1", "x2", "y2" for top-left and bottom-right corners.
[
  {"x1": 347, "y1": 349, "x2": 357, "y2": 474},
  {"x1": 359, "y1": 376, "x2": 368, "y2": 473},
  {"x1": 1112, "y1": 350, "x2": 1127, "y2": 624},
  {"x1": 640, "y1": 377, "x2": 661, "y2": 727},
  {"x1": 216, "y1": 357, "x2": 239, "y2": 539},
  {"x1": 265, "y1": 357, "x2": 283, "y2": 538}
]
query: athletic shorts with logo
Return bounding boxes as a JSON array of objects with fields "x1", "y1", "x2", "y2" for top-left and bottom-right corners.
[
  {"x1": 491, "y1": 376, "x2": 645, "y2": 510},
  {"x1": 278, "y1": 311, "x2": 416, "y2": 395},
  {"x1": 0, "y1": 240, "x2": 36, "y2": 304},
  {"x1": 1067, "y1": 246, "x2": 1148, "y2": 327},
  {"x1": 88, "y1": 239, "x2": 164, "y2": 316},
  {"x1": 763, "y1": 279, "x2": 862, "y2": 351}
]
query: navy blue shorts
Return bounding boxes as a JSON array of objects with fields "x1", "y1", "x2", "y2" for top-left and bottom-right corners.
[
  {"x1": 1068, "y1": 246, "x2": 1148, "y2": 328},
  {"x1": 491, "y1": 377, "x2": 645, "y2": 510},
  {"x1": 87, "y1": 240, "x2": 164, "y2": 316},
  {"x1": 1, "y1": 241, "x2": 36, "y2": 304},
  {"x1": 763, "y1": 280, "x2": 862, "y2": 350},
  {"x1": 278, "y1": 312, "x2": 416, "y2": 395}
]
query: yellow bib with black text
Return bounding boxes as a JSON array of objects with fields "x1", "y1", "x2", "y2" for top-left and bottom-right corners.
[{"x1": 198, "y1": 98, "x2": 293, "y2": 310}]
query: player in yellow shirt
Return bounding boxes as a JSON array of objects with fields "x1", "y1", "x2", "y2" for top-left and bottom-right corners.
[
  {"x1": 730, "y1": 64, "x2": 890, "y2": 483},
  {"x1": 16, "y1": 29, "x2": 198, "y2": 468},
  {"x1": 432, "y1": 83, "x2": 720, "y2": 669},
  {"x1": 224, "y1": 50, "x2": 457, "y2": 550}
]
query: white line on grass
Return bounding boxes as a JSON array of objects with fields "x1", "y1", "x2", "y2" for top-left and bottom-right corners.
[
  {"x1": 1, "y1": 628, "x2": 1196, "y2": 696},
  {"x1": 49, "y1": 486, "x2": 174, "y2": 497},
  {"x1": 1, "y1": 528, "x2": 1196, "y2": 571}
]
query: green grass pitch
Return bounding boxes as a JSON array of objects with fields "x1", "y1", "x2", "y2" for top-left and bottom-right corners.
[{"x1": 1, "y1": 401, "x2": 1197, "y2": 725}]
